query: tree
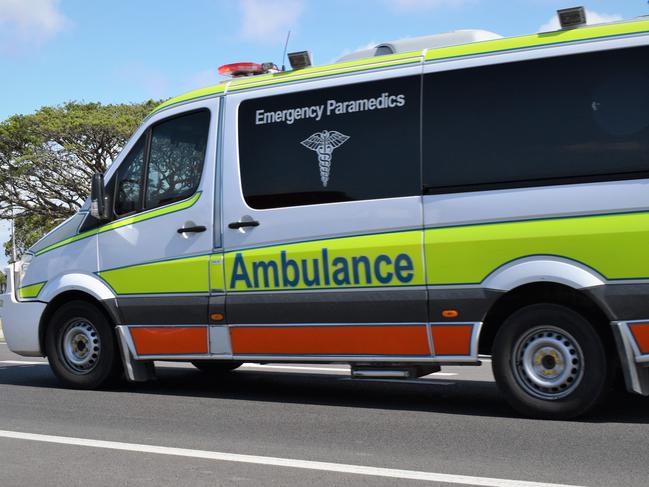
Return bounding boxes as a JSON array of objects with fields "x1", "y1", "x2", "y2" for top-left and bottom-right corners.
[{"x1": 0, "y1": 100, "x2": 159, "y2": 257}]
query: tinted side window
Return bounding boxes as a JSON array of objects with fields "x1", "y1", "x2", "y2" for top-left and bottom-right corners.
[
  {"x1": 422, "y1": 46, "x2": 649, "y2": 192},
  {"x1": 238, "y1": 76, "x2": 421, "y2": 209},
  {"x1": 114, "y1": 136, "x2": 145, "y2": 216},
  {"x1": 145, "y1": 110, "x2": 210, "y2": 209}
]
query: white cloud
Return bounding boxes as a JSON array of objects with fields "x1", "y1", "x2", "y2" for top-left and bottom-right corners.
[
  {"x1": 0, "y1": 0, "x2": 69, "y2": 54},
  {"x1": 239, "y1": 0, "x2": 304, "y2": 42},
  {"x1": 115, "y1": 63, "x2": 170, "y2": 99},
  {"x1": 387, "y1": 0, "x2": 471, "y2": 12},
  {"x1": 185, "y1": 68, "x2": 221, "y2": 90},
  {"x1": 538, "y1": 9, "x2": 622, "y2": 32}
]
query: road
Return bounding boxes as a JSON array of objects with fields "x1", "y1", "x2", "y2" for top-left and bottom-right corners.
[{"x1": 0, "y1": 342, "x2": 648, "y2": 487}]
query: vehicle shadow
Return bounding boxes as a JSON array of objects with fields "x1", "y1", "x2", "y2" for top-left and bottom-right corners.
[{"x1": 0, "y1": 362, "x2": 647, "y2": 423}]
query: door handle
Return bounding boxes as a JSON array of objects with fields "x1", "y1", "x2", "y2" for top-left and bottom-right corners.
[
  {"x1": 177, "y1": 225, "x2": 207, "y2": 234},
  {"x1": 228, "y1": 220, "x2": 260, "y2": 229}
]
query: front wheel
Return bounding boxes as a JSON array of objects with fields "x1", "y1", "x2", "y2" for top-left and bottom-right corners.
[
  {"x1": 492, "y1": 303, "x2": 611, "y2": 419},
  {"x1": 45, "y1": 301, "x2": 121, "y2": 389}
]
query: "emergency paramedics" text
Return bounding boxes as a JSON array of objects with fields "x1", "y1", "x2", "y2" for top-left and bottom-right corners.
[{"x1": 255, "y1": 92, "x2": 406, "y2": 125}]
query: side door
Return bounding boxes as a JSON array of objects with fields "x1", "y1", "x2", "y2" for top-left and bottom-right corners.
[
  {"x1": 97, "y1": 100, "x2": 218, "y2": 357},
  {"x1": 222, "y1": 67, "x2": 430, "y2": 360}
]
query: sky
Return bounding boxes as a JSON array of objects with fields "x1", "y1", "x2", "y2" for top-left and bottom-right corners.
[{"x1": 0, "y1": 0, "x2": 646, "y2": 268}]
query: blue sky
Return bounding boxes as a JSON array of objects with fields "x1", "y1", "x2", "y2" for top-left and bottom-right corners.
[{"x1": 0, "y1": 0, "x2": 646, "y2": 267}]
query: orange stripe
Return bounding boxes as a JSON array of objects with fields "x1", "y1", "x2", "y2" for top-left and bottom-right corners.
[
  {"x1": 629, "y1": 323, "x2": 649, "y2": 354},
  {"x1": 230, "y1": 325, "x2": 430, "y2": 355},
  {"x1": 130, "y1": 327, "x2": 208, "y2": 355},
  {"x1": 430, "y1": 325, "x2": 473, "y2": 356}
]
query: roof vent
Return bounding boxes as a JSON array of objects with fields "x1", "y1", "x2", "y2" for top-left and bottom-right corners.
[{"x1": 336, "y1": 29, "x2": 502, "y2": 63}]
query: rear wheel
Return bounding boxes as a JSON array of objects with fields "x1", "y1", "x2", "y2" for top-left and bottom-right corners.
[
  {"x1": 492, "y1": 303, "x2": 611, "y2": 419},
  {"x1": 191, "y1": 360, "x2": 243, "y2": 374},
  {"x1": 45, "y1": 301, "x2": 121, "y2": 389}
]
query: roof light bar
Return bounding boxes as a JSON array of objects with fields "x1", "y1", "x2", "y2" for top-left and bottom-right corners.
[{"x1": 218, "y1": 62, "x2": 265, "y2": 78}]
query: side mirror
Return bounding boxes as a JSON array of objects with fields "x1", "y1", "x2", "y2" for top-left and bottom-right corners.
[{"x1": 90, "y1": 173, "x2": 109, "y2": 220}]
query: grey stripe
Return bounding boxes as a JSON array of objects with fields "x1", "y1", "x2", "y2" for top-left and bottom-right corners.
[
  {"x1": 118, "y1": 296, "x2": 209, "y2": 325},
  {"x1": 227, "y1": 289, "x2": 427, "y2": 324}
]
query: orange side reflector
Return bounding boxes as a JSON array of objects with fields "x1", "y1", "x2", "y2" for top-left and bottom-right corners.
[
  {"x1": 230, "y1": 325, "x2": 430, "y2": 356},
  {"x1": 430, "y1": 325, "x2": 473, "y2": 356},
  {"x1": 130, "y1": 327, "x2": 208, "y2": 355},
  {"x1": 442, "y1": 309, "x2": 459, "y2": 318},
  {"x1": 629, "y1": 323, "x2": 649, "y2": 354},
  {"x1": 210, "y1": 313, "x2": 225, "y2": 321}
]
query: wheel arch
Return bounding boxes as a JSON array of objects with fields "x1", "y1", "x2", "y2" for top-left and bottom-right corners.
[
  {"x1": 478, "y1": 282, "x2": 615, "y2": 359},
  {"x1": 38, "y1": 288, "x2": 121, "y2": 356}
]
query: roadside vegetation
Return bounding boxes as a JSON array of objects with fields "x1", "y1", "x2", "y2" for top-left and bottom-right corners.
[{"x1": 0, "y1": 100, "x2": 159, "y2": 258}]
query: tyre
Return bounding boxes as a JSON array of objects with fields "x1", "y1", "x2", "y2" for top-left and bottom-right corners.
[
  {"x1": 191, "y1": 360, "x2": 243, "y2": 374},
  {"x1": 492, "y1": 303, "x2": 611, "y2": 419},
  {"x1": 45, "y1": 300, "x2": 121, "y2": 389}
]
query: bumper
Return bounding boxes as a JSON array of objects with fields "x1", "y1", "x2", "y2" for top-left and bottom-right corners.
[{"x1": 0, "y1": 266, "x2": 45, "y2": 357}]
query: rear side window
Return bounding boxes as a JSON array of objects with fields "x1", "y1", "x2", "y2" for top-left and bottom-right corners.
[
  {"x1": 422, "y1": 45, "x2": 649, "y2": 192},
  {"x1": 238, "y1": 76, "x2": 421, "y2": 209},
  {"x1": 145, "y1": 110, "x2": 210, "y2": 209}
]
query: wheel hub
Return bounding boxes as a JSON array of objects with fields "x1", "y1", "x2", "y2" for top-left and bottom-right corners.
[
  {"x1": 513, "y1": 326, "x2": 584, "y2": 400},
  {"x1": 62, "y1": 320, "x2": 100, "y2": 374}
]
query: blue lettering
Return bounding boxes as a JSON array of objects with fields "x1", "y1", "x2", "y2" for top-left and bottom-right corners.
[
  {"x1": 352, "y1": 256, "x2": 372, "y2": 285},
  {"x1": 281, "y1": 251, "x2": 300, "y2": 287},
  {"x1": 230, "y1": 253, "x2": 252, "y2": 288},
  {"x1": 332, "y1": 257, "x2": 351, "y2": 285},
  {"x1": 374, "y1": 255, "x2": 393, "y2": 284},
  {"x1": 252, "y1": 260, "x2": 279, "y2": 288},
  {"x1": 302, "y1": 259, "x2": 321, "y2": 286},
  {"x1": 322, "y1": 248, "x2": 331, "y2": 286},
  {"x1": 394, "y1": 254, "x2": 414, "y2": 283}
]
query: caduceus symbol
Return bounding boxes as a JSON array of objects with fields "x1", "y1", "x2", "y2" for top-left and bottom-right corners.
[{"x1": 300, "y1": 130, "x2": 350, "y2": 187}]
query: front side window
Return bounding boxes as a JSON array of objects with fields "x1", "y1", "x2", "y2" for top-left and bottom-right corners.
[
  {"x1": 114, "y1": 136, "x2": 145, "y2": 215},
  {"x1": 111, "y1": 109, "x2": 210, "y2": 218},
  {"x1": 238, "y1": 76, "x2": 421, "y2": 209},
  {"x1": 145, "y1": 110, "x2": 210, "y2": 209}
]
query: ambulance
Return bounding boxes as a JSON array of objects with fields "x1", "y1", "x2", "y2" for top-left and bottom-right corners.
[{"x1": 3, "y1": 10, "x2": 649, "y2": 419}]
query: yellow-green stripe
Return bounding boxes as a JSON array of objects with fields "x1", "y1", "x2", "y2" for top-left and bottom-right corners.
[
  {"x1": 98, "y1": 254, "x2": 211, "y2": 295},
  {"x1": 425, "y1": 211, "x2": 649, "y2": 285},
  {"x1": 153, "y1": 19, "x2": 649, "y2": 115},
  {"x1": 424, "y1": 19, "x2": 649, "y2": 62},
  {"x1": 35, "y1": 192, "x2": 201, "y2": 256},
  {"x1": 18, "y1": 282, "x2": 46, "y2": 299}
]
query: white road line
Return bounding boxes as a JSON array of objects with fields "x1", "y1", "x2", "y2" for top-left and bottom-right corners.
[
  {"x1": 0, "y1": 360, "x2": 46, "y2": 365},
  {"x1": 0, "y1": 429, "x2": 582, "y2": 487}
]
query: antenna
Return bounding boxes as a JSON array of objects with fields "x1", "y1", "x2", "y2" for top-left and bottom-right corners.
[
  {"x1": 10, "y1": 206, "x2": 16, "y2": 263},
  {"x1": 281, "y1": 30, "x2": 291, "y2": 71}
]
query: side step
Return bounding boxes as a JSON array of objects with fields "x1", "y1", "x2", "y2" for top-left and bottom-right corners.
[{"x1": 351, "y1": 365, "x2": 440, "y2": 379}]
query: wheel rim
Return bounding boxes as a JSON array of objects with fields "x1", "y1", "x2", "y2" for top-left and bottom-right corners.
[
  {"x1": 60, "y1": 319, "x2": 101, "y2": 374},
  {"x1": 512, "y1": 326, "x2": 584, "y2": 400}
]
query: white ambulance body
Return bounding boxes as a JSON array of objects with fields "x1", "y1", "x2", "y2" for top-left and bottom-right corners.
[{"x1": 4, "y1": 17, "x2": 649, "y2": 418}]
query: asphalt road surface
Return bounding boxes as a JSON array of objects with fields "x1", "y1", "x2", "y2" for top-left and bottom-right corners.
[{"x1": 0, "y1": 342, "x2": 648, "y2": 487}]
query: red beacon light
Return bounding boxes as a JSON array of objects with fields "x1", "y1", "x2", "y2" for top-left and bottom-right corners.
[{"x1": 218, "y1": 62, "x2": 278, "y2": 78}]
